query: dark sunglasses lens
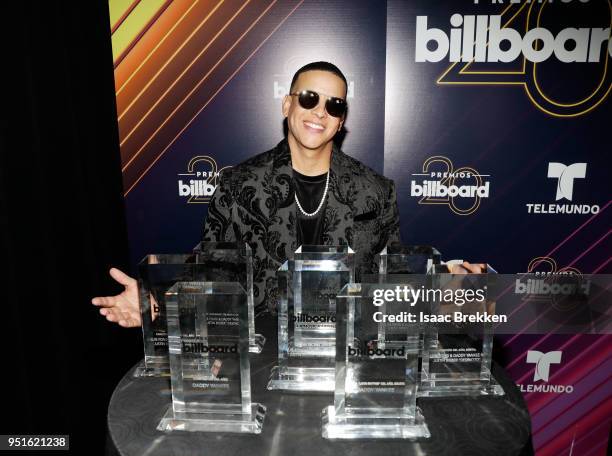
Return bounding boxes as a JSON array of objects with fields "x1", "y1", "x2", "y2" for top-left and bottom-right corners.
[
  {"x1": 325, "y1": 98, "x2": 347, "y2": 117},
  {"x1": 298, "y1": 90, "x2": 319, "y2": 110}
]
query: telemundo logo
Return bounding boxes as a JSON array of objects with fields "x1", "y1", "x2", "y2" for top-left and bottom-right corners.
[
  {"x1": 548, "y1": 163, "x2": 586, "y2": 202},
  {"x1": 519, "y1": 350, "x2": 574, "y2": 394},
  {"x1": 526, "y1": 162, "x2": 600, "y2": 215}
]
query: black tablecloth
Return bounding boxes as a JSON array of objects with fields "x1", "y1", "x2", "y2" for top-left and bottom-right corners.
[{"x1": 107, "y1": 316, "x2": 533, "y2": 456}]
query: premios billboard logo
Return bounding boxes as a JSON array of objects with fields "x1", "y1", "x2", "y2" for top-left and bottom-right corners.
[
  {"x1": 527, "y1": 256, "x2": 581, "y2": 276},
  {"x1": 177, "y1": 156, "x2": 230, "y2": 204},
  {"x1": 526, "y1": 162, "x2": 600, "y2": 215},
  {"x1": 516, "y1": 257, "x2": 589, "y2": 309},
  {"x1": 410, "y1": 156, "x2": 491, "y2": 215},
  {"x1": 519, "y1": 349, "x2": 574, "y2": 393},
  {"x1": 417, "y1": 1, "x2": 612, "y2": 117}
]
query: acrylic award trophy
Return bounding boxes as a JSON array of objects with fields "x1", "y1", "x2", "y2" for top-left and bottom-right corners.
[
  {"x1": 420, "y1": 264, "x2": 504, "y2": 396},
  {"x1": 136, "y1": 243, "x2": 260, "y2": 377},
  {"x1": 136, "y1": 254, "x2": 200, "y2": 377},
  {"x1": 268, "y1": 245, "x2": 354, "y2": 392},
  {"x1": 157, "y1": 282, "x2": 266, "y2": 433},
  {"x1": 193, "y1": 241, "x2": 265, "y2": 353},
  {"x1": 323, "y1": 282, "x2": 430, "y2": 439},
  {"x1": 375, "y1": 244, "x2": 442, "y2": 350},
  {"x1": 376, "y1": 244, "x2": 442, "y2": 275}
]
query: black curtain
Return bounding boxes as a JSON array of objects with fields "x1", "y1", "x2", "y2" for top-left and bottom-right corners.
[{"x1": 1, "y1": 1, "x2": 141, "y2": 453}]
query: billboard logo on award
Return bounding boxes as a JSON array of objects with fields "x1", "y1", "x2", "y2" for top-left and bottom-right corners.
[
  {"x1": 177, "y1": 156, "x2": 231, "y2": 204},
  {"x1": 427, "y1": 2, "x2": 611, "y2": 117},
  {"x1": 526, "y1": 162, "x2": 600, "y2": 215},
  {"x1": 182, "y1": 342, "x2": 238, "y2": 353},
  {"x1": 519, "y1": 350, "x2": 574, "y2": 394},
  {"x1": 348, "y1": 343, "x2": 406, "y2": 359},
  {"x1": 409, "y1": 156, "x2": 491, "y2": 215}
]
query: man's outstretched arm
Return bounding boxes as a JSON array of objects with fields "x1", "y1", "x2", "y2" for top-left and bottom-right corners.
[{"x1": 91, "y1": 173, "x2": 234, "y2": 328}]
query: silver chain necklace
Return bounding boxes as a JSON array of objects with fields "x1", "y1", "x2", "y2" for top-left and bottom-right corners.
[{"x1": 295, "y1": 170, "x2": 330, "y2": 218}]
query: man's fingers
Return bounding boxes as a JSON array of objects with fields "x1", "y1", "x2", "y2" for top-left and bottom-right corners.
[
  {"x1": 118, "y1": 318, "x2": 140, "y2": 328},
  {"x1": 463, "y1": 261, "x2": 486, "y2": 273},
  {"x1": 109, "y1": 268, "x2": 137, "y2": 288},
  {"x1": 448, "y1": 262, "x2": 486, "y2": 274},
  {"x1": 99, "y1": 306, "x2": 140, "y2": 327},
  {"x1": 449, "y1": 264, "x2": 468, "y2": 274},
  {"x1": 105, "y1": 311, "x2": 119, "y2": 322},
  {"x1": 92, "y1": 296, "x2": 117, "y2": 307}
]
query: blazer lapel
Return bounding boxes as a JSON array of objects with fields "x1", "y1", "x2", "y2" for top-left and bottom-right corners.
[
  {"x1": 324, "y1": 144, "x2": 355, "y2": 246},
  {"x1": 265, "y1": 140, "x2": 297, "y2": 262}
]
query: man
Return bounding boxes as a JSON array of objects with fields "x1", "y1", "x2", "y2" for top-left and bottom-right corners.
[{"x1": 93, "y1": 62, "x2": 481, "y2": 326}]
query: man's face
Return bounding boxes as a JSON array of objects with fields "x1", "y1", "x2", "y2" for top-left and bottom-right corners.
[{"x1": 283, "y1": 70, "x2": 346, "y2": 153}]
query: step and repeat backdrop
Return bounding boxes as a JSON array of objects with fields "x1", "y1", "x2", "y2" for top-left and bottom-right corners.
[{"x1": 109, "y1": 0, "x2": 611, "y2": 454}]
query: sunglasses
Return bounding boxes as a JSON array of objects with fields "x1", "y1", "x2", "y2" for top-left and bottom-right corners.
[{"x1": 290, "y1": 90, "x2": 347, "y2": 118}]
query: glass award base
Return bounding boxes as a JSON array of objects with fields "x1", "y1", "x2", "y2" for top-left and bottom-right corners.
[
  {"x1": 419, "y1": 377, "x2": 505, "y2": 397},
  {"x1": 133, "y1": 360, "x2": 169, "y2": 378},
  {"x1": 322, "y1": 406, "x2": 431, "y2": 440},
  {"x1": 248, "y1": 333, "x2": 266, "y2": 354},
  {"x1": 157, "y1": 403, "x2": 266, "y2": 434},
  {"x1": 267, "y1": 366, "x2": 335, "y2": 392}
]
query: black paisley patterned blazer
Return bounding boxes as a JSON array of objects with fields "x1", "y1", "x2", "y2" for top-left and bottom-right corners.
[{"x1": 203, "y1": 139, "x2": 400, "y2": 314}]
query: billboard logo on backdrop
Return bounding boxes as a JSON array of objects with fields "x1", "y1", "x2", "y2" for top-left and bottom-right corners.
[
  {"x1": 422, "y1": 1, "x2": 612, "y2": 117},
  {"x1": 410, "y1": 156, "x2": 491, "y2": 215},
  {"x1": 519, "y1": 350, "x2": 574, "y2": 394},
  {"x1": 526, "y1": 257, "x2": 581, "y2": 276},
  {"x1": 415, "y1": 12, "x2": 610, "y2": 64},
  {"x1": 518, "y1": 257, "x2": 584, "y2": 306},
  {"x1": 526, "y1": 162, "x2": 600, "y2": 215},
  {"x1": 177, "y1": 156, "x2": 231, "y2": 204},
  {"x1": 514, "y1": 278, "x2": 590, "y2": 295},
  {"x1": 516, "y1": 257, "x2": 589, "y2": 298}
]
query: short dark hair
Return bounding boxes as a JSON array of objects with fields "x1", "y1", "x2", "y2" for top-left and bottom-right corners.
[{"x1": 290, "y1": 61, "x2": 348, "y2": 97}]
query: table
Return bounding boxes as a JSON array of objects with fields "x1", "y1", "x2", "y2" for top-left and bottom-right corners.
[{"x1": 106, "y1": 316, "x2": 533, "y2": 456}]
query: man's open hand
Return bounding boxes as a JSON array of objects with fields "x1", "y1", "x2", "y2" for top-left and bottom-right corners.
[
  {"x1": 448, "y1": 261, "x2": 486, "y2": 274},
  {"x1": 91, "y1": 268, "x2": 141, "y2": 328}
]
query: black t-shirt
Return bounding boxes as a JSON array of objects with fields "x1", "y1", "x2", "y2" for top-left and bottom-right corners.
[{"x1": 292, "y1": 169, "x2": 328, "y2": 246}]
